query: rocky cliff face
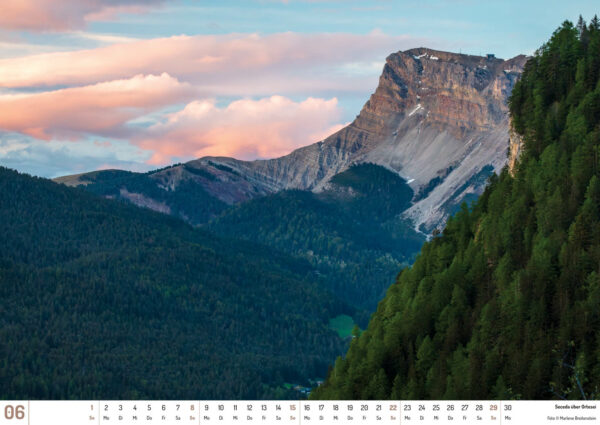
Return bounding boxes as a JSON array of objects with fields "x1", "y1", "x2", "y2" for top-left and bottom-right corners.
[
  {"x1": 58, "y1": 48, "x2": 527, "y2": 231},
  {"x1": 367, "y1": 48, "x2": 528, "y2": 231},
  {"x1": 508, "y1": 117, "x2": 524, "y2": 176}
]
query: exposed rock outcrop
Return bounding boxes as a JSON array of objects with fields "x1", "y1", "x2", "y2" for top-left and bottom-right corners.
[
  {"x1": 508, "y1": 117, "x2": 524, "y2": 176},
  {"x1": 118, "y1": 188, "x2": 171, "y2": 214}
]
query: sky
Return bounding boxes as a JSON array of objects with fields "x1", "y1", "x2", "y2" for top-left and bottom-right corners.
[{"x1": 0, "y1": 0, "x2": 597, "y2": 178}]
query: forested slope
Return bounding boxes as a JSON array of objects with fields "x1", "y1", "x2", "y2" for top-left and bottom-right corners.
[
  {"x1": 312, "y1": 17, "x2": 600, "y2": 400},
  {"x1": 209, "y1": 164, "x2": 425, "y2": 316},
  {"x1": 0, "y1": 168, "x2": 352, "y2": 399}
]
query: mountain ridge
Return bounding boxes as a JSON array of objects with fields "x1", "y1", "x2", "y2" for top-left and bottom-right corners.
[{"x1": 56, "y1": 47, "x2": 527, "y2": 232}]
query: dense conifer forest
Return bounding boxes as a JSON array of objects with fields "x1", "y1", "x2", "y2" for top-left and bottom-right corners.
[
  {"x1": 312, "y1": 17, "x2": 600, "y2": 400},
  {"x1": 209, "y1": 164, "x2": 425, "y2": 317},
  {"x1": 78, "y1": 163, "x2": 425, "y2": 321},
  {"x1": 0, "y1": 168, "x2": 354, "y2": 399}
]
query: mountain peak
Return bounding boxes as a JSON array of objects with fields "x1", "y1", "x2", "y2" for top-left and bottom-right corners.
[{"x1": 359, "y1": 47, "x2": 528, "y2": 125}]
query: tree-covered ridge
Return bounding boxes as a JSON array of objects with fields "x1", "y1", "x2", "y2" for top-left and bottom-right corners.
[
  {"x1": 208, "y1": 163, "x2": 425, "y2": 317},
  {"x1": 0, "y1": 167, "x2": 353, "y2": 400},
  {"x1": 81, "y1": 168, "x2": 228, "y2": 225},
  {"x1": 326, "y1": 163, "x2": 414, "y2": 222},
  {"x1": 312, "y1": 17, "x2": 600, "y2": 400}
]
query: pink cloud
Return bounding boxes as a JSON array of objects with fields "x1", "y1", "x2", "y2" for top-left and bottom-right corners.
[
  {"x1": 0, "y1": 32, "x2": 431, "y2": 93},
  {"x1": 0, "y1": 30, "x2": 440, "y2": 168},
  {"x1": 0, "y1": 0, "x2": 164, "y2": 31},
  {"x1": 0, "y1": 75, "x2": 347, "y2": 165},
  {"x1": 0, "y1": 73, "x2": 191, "y2": 140},
  {"x1": 136, "y1": 96, "x2": 347, "y2": 165}
]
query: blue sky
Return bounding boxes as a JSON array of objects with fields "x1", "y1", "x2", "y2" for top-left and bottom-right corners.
[
  {"x1": 55, "y1": 0, "x2": 600, "y2": 59},
  {"x1": 0, "y1": 0, "x2": 597, "y2": 177}
]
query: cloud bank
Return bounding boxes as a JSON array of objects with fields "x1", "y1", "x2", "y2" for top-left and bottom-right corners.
[
  {"x1": 0, "y1": 73, "x2": 192, "y2": 140},
  {"x1": 0, "y1": 0, "x2": 165, "y2": 31}
]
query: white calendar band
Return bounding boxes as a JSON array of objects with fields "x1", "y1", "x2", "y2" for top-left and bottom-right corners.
[{"x1": 0, "y1": 400, "x2": 597, "y2": 425}]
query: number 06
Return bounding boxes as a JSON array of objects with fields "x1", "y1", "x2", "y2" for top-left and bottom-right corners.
[{"x1": 4, "y1": 405, "x2": 25, "y2": 420}]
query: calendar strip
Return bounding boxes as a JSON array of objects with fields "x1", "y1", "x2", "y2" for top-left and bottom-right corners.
[{"x1": 0, "y1": 400, "x2": 597, "y2": 425}]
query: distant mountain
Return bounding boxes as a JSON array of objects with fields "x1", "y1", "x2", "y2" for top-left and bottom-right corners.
[
  {"x1": 0, "y1": 167, "x2": 353, "y2": 399},
  {"x1": 57, "y1": 48, "x2": 527, "y2": 233},
  {"x1": 311, "y1": 19, "x2": 600, "y2": 400}
]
